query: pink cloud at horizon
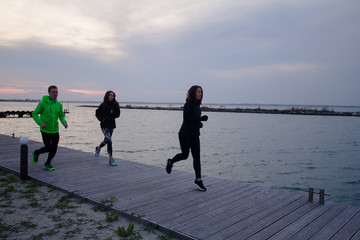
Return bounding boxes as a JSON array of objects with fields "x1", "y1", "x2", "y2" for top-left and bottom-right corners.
[
  {"x1": 0, "y1": 88, "x2": 38, "y2": 94},
  {"x1": 67, "y1": 89, "x2": 106, "y2": 96}
]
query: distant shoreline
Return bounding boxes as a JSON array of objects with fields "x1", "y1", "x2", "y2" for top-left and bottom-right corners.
[
  {"x1": 2, "y1": 99, "x2": 360, "y2": 117},
  {"x1": 79, "y1": 104, "x2": 360, "y2": 117},
  {"x1": 0, "y1": 99, "x2": 41, "y2": 102},
  {"x1": 2, "y1": 99, "x2": 360, "y2": 109}
]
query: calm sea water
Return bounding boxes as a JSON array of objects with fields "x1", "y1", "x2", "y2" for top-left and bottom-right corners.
[{"x1": 1, "y1": 102, "x2": 360, "y2": 206}]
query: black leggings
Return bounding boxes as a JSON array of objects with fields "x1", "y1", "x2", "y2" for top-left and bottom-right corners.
[
  {"x1": 99, "y1": 128, "x2": 113, "y2": 157},
  {"x1": 171, "y1": 135, "x2": 201, "y2": 179},
  {"x1": 37, "y1": 132, "x2": 60, "y2": 163}
]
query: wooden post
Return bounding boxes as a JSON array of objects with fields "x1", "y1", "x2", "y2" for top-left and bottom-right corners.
[
  {"x1": 319, "y1": 189, "x2": 325, "y2": 205},
  {"x1": 308, "y1": 188, "x2": 314, "y2": 202},
  {"x1": 19, "y1": 138, "x2": 29, "y2": 180}
]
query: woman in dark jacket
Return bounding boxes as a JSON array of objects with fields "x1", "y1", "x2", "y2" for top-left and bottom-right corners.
[
  {"x1": 95, "y1": 91, "x2": 120, "y2": 166},
  {"x1": 166, "y1": 85, "x2": 208, "y2": 191}
]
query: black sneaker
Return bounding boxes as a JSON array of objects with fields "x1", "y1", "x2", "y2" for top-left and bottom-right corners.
[
  {"x1": 44, "y1": 163, "x2": 55, "y2": 171},
  {"x1": 193, "y1": 180, "x2": 206, "y2": 191},
  {"x1": 32, "y1": 149, "x2": 39, "y2": 165},
  {"x1": 166, "y1": 159, "x2": 173, "y2": 174}
]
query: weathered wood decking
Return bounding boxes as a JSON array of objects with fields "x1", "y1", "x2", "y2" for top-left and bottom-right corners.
[{"x1": 1, "y1": 133, "x2": 360, "y2": 239}]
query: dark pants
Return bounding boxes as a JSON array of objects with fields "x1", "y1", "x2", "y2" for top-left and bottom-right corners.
[
  {"x1": 171, "y1": 135, "x2": 201, "y2": 179},
  {"x1": 99, "y1": 128, "x2": 114, "y2": 157},
  {"x1": 36, "y1": 132, "x2": 60, "y2": 163}
]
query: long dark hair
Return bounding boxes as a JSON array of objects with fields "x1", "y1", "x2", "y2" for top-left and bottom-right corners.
[
  {"x1": 103, "y1": 91, "x2": 119, "y2": 108},
  {"x1": 186, "y1": 85, "x2": 203, "y2": 104}
]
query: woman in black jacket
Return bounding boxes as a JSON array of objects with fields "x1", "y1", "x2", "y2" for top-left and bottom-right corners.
[
  {"x1": 166, "y1": 85, "x2": 208, "y2": 191},
  {"x1": 95, "y1": 91, "x2": 120, "y2": 166}
]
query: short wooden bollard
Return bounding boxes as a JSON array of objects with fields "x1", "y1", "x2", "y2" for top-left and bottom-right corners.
[
  {"x1": 308, "y1": 188, "x2": 314, "y2": 202},
  {"x1": 319, "y1": 189, "x2": 325, "y2": 205},
  {"x1": 19, "y1": 137, "x2": 29, "y2": 180}
]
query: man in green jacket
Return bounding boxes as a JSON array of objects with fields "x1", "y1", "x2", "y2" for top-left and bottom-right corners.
[{"x1": 32, "y1": 85, "x2": 68, "y2": 170}]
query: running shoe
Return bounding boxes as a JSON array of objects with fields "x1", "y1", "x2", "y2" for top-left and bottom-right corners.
[
  {"x1": 32, "y1": 149, "x2": 39, "y2": 165},
  {"x1": 109, "y1": 158, "x2": 117, "y2": 166},
  {"x1": 44, "y1": 163, "x2": 55, "y2": 171},
  {"x1": 166, "y1": 159, "x2": 173, "y2": 174},
  {"x1": 95, "y1": 146, "x2": 100, "y2": 158},
  {"x1": 193, "y1": 180, "x2": 207, "y2": 191}
]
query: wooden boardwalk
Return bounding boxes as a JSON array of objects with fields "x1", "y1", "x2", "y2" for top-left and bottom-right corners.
[{"x1": 1, "y1": 133, "x2": 360, "y2": 239}]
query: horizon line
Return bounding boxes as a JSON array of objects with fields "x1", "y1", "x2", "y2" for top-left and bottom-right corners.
[{"x1": 1, "y1": 98, "x2": 360, "y2": 108}]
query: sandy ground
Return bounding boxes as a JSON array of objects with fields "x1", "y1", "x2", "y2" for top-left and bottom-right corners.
[{"x1": 0, "y1": 170, "x2": 177, "y2": 240}]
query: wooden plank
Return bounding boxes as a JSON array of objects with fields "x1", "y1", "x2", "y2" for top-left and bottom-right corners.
[
  {"x1": 108, "y1": 178, "x2": 225, "y2": 213},
  {"x1": 177, "y1": 187, "x2": 269, "y2": 235},
  {"x1": 127, "y1": 177, "x2": 230, "y2": 217},
  {"x1": 310, "y1": 206, "x2": 360, "y2": 240},
  {"x1": 191, "y1": 191, "x2": 297, "y2": 239},
  {"x1": 351, "y1": 230, "x2": 360, "y2": 240},
  {"x1": 152, "y1": 183, "x2": 257, "y2": 223},
  {"x1": 225, "y1": 197, "x2": 308, "y2": 240},
  {"x1": 204, "y1": 193, "x2": 302, "y2": 240},
  {"x1": 268, "y1": 203, "x2": 336, "y2": 239},
  {"x1": 246, "y1": 201, "x2": 319, "y2": 240},
  {"x1": 328, "y1": 210, "x2": 360, "y2": 240},
  {"x1": 289, "y1": 203, "x2": 348, "y2": 239}
]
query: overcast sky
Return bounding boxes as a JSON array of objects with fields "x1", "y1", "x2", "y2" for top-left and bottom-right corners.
[{"x1": 0, "y1": 0, "x2": 359, "y2": 105}]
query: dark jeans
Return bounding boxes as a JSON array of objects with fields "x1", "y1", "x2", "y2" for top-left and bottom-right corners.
[
  {"x1": 99, "y1": 128, "x2": 114, "y2": 157},
  {"x1": 36, "y1": 132, "x2": 60, "y2": 163},
  {"x1": 171, "y1": 135, "x2": 201, "y2": 179}
]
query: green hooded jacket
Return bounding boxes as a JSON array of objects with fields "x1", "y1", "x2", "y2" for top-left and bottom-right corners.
[{"x1": 32, "y1": 95, "x2": 67, "y2": 134}]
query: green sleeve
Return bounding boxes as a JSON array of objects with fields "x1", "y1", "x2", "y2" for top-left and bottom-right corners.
[{"x1": 32, "y1": 102, "x2": 44, "y2": 126}]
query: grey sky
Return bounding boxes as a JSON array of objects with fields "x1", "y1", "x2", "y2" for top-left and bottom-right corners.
[{"x1": 0, "y1": 0, "x2": 359, "y2": 105}]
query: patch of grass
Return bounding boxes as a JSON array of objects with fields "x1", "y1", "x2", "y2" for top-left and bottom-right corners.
[
  {"x1": 55, "y1": 192, "x2": 80, "y2": 213},
  {"x1": 0, "y1": 174, "x2": 19, "y2": 183},
  {"x1": 106, "y1": 211, "x2": 119, "y2": 222},
  {"x1": 0, "y1": 219, "x2": 21, "y2": 235},
  {"x1": 29, "y1": 199, "x2": 41, "y2": 208},
  {"x1": 93, "y1": 196, "x2": 117, "y2": 212},
  {"x1": 93, "y1": 203, "x2": 110, "y2": 212},
  {"x1": 144, "y1": 223, "x2": 160, "y2": 233},
  {"x1": 4, "y1": 209, "x2": 16, "y2": 214},
  {"x1": 19, "y1": 220, "x2": 37, "y2": 229},
  {"x1": 97, "y1": 224, "x2": 110, "y2": 230},
  {"x1": 84, "y1": 232, "x2": 101, "y2": 240},
  {"x1": 47, "y1": 185, "x2": 55, "y2": 192},
  {"x1": 31, "y1": 229, "x2": 59, "y2": 240},
  {"x1": 19, "y1": 181, "x2": 41, "y2": 200},
  {"x1": 117, "y1": 222, "x2": 142, "y2": 239},
  {"x1": 39, "y1": 194, "x2": 49, "y2": 202},
  {"x1": 64, "y1": 227, "x2": 81, "y2": 238},
  {"x1": 44, "y1": 205, "x2": 56, "y2": 213},
  {"x1": 0, "y1": 185, "x2": 15, "y2": 197},
  {"x1": 158, "y1": 231, "x2": 179, "y2": 240},
  {"x1": 76, "y1": 217, "x2": 97, "y2": 226},
  {"x1": 76, "y1": 212, "x2": 87, "y2": 217},
  {"x1": 0, "y1": 200, "x2": 14, "y2": 208},
  {"x1": 55, "y1": 218, "x2": 76, "y2": 228}
]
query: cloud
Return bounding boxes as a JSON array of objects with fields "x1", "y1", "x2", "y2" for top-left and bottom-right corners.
[
  {"x1": 67, "y1": 89, "x2": 105, "y2": 96},
  {"x1": 0, "y1": 88, "x2": 38, "y2": 94},
  {"x1": 217, "y1": 63, "x2": 322, "y2": 79},
  {"x1": 0, "y1": 1, "x2": 122, "y2": 60},
  {"x1": 0, "y1": 0, "x2": 273, "y2": 61}
]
